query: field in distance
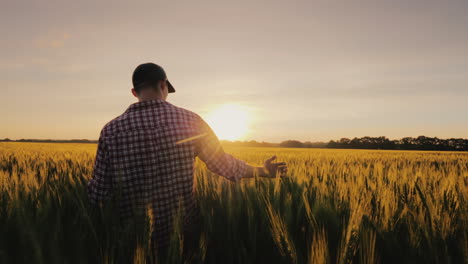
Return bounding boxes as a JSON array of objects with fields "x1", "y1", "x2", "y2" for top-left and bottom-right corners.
[{"x1": 0, "y1": 142, "x2": 466, "y2": 263}]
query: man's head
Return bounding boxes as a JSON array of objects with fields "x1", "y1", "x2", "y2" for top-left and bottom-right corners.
[{"x1": 131, "y1": 63, "x2": 176, "y2": 101}]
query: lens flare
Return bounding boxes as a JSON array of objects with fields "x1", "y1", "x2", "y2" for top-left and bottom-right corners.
[{"x1": 205, "y1": 104, "x2": 250, "y2": 141}]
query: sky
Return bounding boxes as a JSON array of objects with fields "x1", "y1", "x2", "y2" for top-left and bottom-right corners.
[{"x1": 1, "y1": 0, "x2": 467, "y2": 142}]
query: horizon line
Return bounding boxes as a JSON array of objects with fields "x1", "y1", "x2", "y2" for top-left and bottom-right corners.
[{"x1": 2, "y1": 135, "x2": 468, "y2": 144}]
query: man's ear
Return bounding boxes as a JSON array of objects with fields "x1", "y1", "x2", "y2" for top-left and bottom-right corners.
[{"x1": 131, "y1": 88, "x2": 138, "y2": 97}]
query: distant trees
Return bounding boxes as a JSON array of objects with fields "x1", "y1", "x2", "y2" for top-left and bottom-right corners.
[
  {"x1": 279, "y1": 140, "x2": 304, "y2": 148},
  {"x1": 303, "y1": 141, "x2": 328, "y2": 148},
  {"x1": 328, "y1": 136, "x2": 468, "y2": 151},
  {"x1": 328, "y1": 136, "x2": 394, "y2": 149},
  {"x1": 3, "y1": 136, "x2": 467, "y2": 151},
  {"x1": 3, "y1": 139, "x2": 98, "y2": 144},
  {"x1": 220, "y1": 140, "x2": 327, "y2": 148},
  {"x1": 220, "y1": 140, "x2": 278, "y2": 148},
  {"x1": 278, "y1": 140, "x2": 327, "y2": 148}
]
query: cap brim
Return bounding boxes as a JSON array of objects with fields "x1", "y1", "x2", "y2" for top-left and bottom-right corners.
[{"x1": 167, "y1": 80, "x2": 176, "y2": 93}]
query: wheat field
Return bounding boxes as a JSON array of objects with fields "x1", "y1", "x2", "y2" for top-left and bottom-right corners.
[{"x1": 0, "y1": 142, "x2": 466, "y2": 264}]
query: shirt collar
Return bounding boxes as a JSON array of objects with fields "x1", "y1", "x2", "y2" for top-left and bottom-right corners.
[{"x1": 125, "y1": 99, "x2": 168, "y2": 112}]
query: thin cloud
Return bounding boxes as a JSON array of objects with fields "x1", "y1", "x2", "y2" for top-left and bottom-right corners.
[{"x1": 35, "y1": 32, "x2": 70, "y2": 49}]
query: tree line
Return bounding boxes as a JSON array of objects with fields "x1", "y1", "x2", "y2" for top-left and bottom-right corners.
[
  {"x1": 224, "y1": 136, "x2": 468, "y2": 151},
  {"x1": 1, "y1": 136, "x2": 467, "y2": 151},
  {"x1": 0, "y1": 138, "x2": 97, "y2": 144},
  {"x1": 327, "y1": 136, "x2": 468, "y2": 151}
]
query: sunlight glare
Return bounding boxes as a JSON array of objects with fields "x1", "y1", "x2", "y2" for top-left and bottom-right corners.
[{"x1": 205, "y1": 104, "x2": 250, "y2": 141}]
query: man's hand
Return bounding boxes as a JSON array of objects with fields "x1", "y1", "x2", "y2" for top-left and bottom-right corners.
[
  {"x1": 244, "y1": 156, "x2": 288, "y2": 179},
  {"x1": 262, "y1": 155, "x2": 288, "y2": 178}
]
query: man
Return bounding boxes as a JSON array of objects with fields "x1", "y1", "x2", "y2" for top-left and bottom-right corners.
[{"x1": 87, "y1": 62, "x2": 288, "y2": 259}]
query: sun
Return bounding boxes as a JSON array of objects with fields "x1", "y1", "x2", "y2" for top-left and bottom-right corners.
[{"x1": 205, "y1": 104, "x2": 250, "y2": 141}]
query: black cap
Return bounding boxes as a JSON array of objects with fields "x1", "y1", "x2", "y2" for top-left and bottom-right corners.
[{"x1": 132, "y1": 63, "x2": 176, "y2": 93}]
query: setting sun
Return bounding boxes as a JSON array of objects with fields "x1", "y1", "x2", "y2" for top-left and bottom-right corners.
[{"x1": 205, "y1": 104, "x2": 250, "y2": 141}]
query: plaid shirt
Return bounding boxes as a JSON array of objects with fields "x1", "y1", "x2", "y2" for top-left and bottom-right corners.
[{"x1": 87, "y1": 99, "x2": 249, "y2": 247}]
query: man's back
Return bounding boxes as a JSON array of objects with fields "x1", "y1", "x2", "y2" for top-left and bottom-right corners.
[
  {"x1": 88, "y1": 62, "x2": 287, "y2": 256},
  {"x1": 87, "y1": 99, "x2": 249, "y2": 248}
]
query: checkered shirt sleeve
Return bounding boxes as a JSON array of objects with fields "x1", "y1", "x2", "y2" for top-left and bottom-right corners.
[
  {"x1": 195, "y1": 117, "x2": 250, "y2": 182},
  {"x1": 87, "y1": 129, "x2": 111, "y2": 205}
]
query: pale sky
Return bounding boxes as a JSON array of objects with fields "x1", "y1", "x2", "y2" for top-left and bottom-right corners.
[{"x1": 1, "y1": 0, "x2": 467, "y2": 142}]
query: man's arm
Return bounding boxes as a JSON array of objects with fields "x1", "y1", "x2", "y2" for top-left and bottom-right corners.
[
  {"x1": 87, "y1": 130, "x2": 112, "y2": 206},
  {"x1": 195, "y1": 117, "x2": 287, "y2": 182}
]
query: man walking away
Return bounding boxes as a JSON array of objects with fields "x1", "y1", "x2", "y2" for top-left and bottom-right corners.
[{"x1": 87, "y1": 62, "x2": 288, "y2": 261}]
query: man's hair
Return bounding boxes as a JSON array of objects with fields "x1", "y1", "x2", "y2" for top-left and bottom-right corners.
[{"x1": 134, "y1": 80, "x2": 163, "y2": 95}]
